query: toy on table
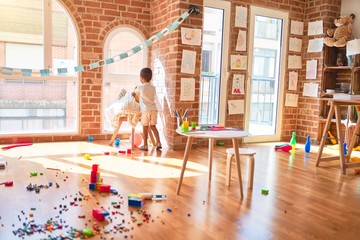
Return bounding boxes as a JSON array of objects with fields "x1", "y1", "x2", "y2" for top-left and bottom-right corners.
[{"x1": 274, "y1": 144, "x2": 292, "y2": 152}]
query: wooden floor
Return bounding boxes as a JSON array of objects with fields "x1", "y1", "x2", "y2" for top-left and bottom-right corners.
[{"x1": 0, "y1": 140, "x2": 360, "y2": 240}]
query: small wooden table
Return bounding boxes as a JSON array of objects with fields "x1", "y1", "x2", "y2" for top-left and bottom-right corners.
[
  {"x1": 176, "y1": 129, "x2": 249, "y2": 198},
  {"x1": 316, "y1": 98, "x2": 360, "y2": 173}
]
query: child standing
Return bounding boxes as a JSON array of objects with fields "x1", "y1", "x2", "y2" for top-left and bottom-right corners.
[{"x1": 132, "y1": 67, "x2": 162, "y2": 151}]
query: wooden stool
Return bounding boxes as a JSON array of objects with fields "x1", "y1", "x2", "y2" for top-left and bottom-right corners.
[{"x1": 225, "y1": 148, "x2": 256, "y2": 188}]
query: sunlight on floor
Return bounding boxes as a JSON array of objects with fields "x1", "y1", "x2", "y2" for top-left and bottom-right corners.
[{"x1": 0, "y1": 142, "x2": 207, "y2": 179}]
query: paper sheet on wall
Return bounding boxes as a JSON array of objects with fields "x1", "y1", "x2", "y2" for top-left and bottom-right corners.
[
  {"x1": 232, "y1": 74, "x2": 245, "y2": 94},
  {"x1": 289, "y1": 71, "x2": 298, "y2": 91},
  {"x1": 230, "y1": 55, "x2": 247, "y2": 70},
  {"x1": 288, "y1": 55, "x2": 302, "y2": 69},
  {"x1": 289, "y1": 37, "x2": 302, "y2": 52},
  {"x1": 303, "y1": 83, "x2": 319, "y2": 97},
  {"x1": 290, "y1": 20, "x2": 304, "y2": 35},
  {"x1": 181, "y1": 27, "x2": 202, "y2": 46},
  {"x1": 228, "y1": 99, "x2": 244, "y2": 114},
  {"x1": 308, "y1": 20, "x2": 323, "y2": 36},
  {"x1": 180, "y1": 78, "x2": 195, "y2": 101},
  {"x1": 347, "y1": 39, "x2": 360, "y2": 56},
  {"x1": 307, "y1": 38, "x2": 324, "y2": 52},
  {"x1": 236, "y1": 30, "x2": 246, "y2": 51},
  {"x1": 235, "y1": 6, "x2": 247, "y2": 28},
  {"x1": 306, "y1": 60, "x2": 317, "y2": 79},
  {"x1": 285, "y1": 93, "x2": 298, "y2": 107},
  {"x1": 181, "y1": 49, "x2": 196, "y2": 74}
]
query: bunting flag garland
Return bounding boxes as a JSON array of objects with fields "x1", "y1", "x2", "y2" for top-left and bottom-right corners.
[{"x1": 0, "y1": 7, "x2": 196, "y2": 78}]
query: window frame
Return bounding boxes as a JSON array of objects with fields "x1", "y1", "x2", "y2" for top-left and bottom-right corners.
[
  {"x1": 102, "y1": 26, "x2": 148, "y2": 133},
  {"x1": 200, "y1": 0, "x2": 230, "y2": 126},
  {"x1": 0, "y1": 0, "x2": 79, "y2": 135}
]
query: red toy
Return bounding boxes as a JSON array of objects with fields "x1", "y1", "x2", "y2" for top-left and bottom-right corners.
[
  {"x1": 0, "y1": 181, "x2": 13, "y2": 187},
  {"x1": 99, "y1": 184, "x2": 111, "y2": 193},
  {"x1": 274, "y1": 144, "x2": 292, "y2": 152},
  {"x1": 1, "y1": 142, "x2": 33, "y2": 151}
]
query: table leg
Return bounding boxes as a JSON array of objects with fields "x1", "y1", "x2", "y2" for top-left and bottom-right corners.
[
  {"x1": 347, "y1": 115, "x2": 360, "y2": 159},
  {"x1": 176, "y1": 136, "x2": 194, "y2": 195},
  {"x1": 316, "y1": 103, "x2": 335, "y2": 166},
  {"x1": 232, "y1": 138, "x2": 243, "y2": 199},
  {"x1": 334, "y1": 104, "x2": 346, "y2": 174},
  {"x1": 208, "y1": 138, "x2": 214, "y2": 182}
]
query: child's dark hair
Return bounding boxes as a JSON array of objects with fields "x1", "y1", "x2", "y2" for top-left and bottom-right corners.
[{"x1": 140, "y1": 67, "x2": 152, "y2": 82}]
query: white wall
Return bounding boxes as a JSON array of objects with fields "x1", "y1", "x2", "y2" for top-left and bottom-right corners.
[{"x1": 341, "y1": 0, "x2": 360, "y2": 38}]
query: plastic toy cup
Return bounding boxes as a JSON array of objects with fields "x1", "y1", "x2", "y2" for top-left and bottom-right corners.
[
  {"x1": 182, "y1": 121, "x2": 189, "y2": 132},
  {"x1": 191, "y1": 122, "x2": 196, "y2": 130}
]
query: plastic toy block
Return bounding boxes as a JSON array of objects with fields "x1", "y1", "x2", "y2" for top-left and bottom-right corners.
[
  {"x1": 128, "y1": 194, "x2": 144, "y2": 208},
  {"x1": 99, "y1": 184, "x2": 111, "y2": 193},
  {"x1": 128, "y1": 198, "x2": 143, "y2": 207},
  {"x1": 110, "y1": 189, "x2": 118, "y2": 195},
  {"x1": 96, "y1": 182, "x2": 103, "y2": 190},
  {"x1": 102, "y1": 210, "x2": 110, "y2": 217},
  {"x1": 89, "y1": 183, "x2": 96, "y2": 191},
  {"x1": 92, "y1": 164, "x2": 99, "y2": 172},
  {"x1": 261, "y1": 189, "x2": 269, "y2": 195},
  {"x1": 92, "y1": 209, "x2": 105, "y2": 221}
]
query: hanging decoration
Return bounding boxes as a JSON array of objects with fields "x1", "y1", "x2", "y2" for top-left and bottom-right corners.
[{"x1": 0, "y1": 5, "x2": 200, "y2": 77}]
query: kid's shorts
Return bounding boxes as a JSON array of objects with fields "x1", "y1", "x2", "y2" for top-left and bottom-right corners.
[{"x1": 141, "y1": 111, "x2": 158, "y2": 126}]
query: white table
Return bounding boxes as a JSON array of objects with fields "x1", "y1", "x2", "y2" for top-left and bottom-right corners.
[{"x1": 176, "y1": 128, "x2": 249, "y2": 198}]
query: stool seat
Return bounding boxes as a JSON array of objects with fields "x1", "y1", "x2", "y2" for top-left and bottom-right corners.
[
  {"x1": 225, "y1": 148, "x2": 256, "y2": 189},
  {"x1": 226, "y1": 148, "x2": 256, "y2": 156}
]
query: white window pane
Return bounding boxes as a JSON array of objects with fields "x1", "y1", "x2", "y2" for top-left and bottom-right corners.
[{"x1": 6, "y1": 43, "x2": 43, "y2": 69}]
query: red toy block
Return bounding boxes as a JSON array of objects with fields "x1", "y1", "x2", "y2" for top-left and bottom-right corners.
[
  {"x1": 92, "y1": 164, "x2": 99, "y2": 172},
  {"x1": 99, "y1": 184, "x2": 111, "y2": 193},
  {"x1": 92, "y1": 209, "x2": 105, "y2": 221}
]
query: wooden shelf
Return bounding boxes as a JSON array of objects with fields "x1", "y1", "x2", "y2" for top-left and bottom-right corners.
[
  {"x1": 318, "y1": 118, "x2": 357, "y2": 126},
  {"x1": 324, "y1": 66, "x2": 352, "y2": 71}
]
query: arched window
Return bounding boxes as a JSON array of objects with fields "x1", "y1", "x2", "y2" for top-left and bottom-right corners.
[
  {"x1": 0, "y1": 0, "x2": 78, "y2": 135},
  {"x1": 102, "y1": 27, "x2": 148, "y2": 132}
]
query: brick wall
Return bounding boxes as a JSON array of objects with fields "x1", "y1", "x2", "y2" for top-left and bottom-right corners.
[
  {"x1": 297, "y1": 0, "x2": 341, "y2": 143},
  {"x1": 149, "y1": 0, "x2": 203, "y2": 149}
]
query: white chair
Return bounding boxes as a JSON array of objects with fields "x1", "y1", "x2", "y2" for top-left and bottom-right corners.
[{"x1": 225, "y1": 148, "x2": 256, "y2": 189}]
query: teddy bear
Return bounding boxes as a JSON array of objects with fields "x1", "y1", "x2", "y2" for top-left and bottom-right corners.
[{"x1": 324, "y1": 14, "x2": 355, "y2": 48}]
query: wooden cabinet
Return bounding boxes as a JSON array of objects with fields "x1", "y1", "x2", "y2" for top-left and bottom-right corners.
[{"x1": 318, "y1": 46, "x2": 360, "y2": 145}]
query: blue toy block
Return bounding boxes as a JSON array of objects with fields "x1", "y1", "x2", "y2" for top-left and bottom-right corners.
[
  {"x1": 110, "y1": 189, "x2": 118, "y2": 195},
  {"x1": 89, "y1": 183, "x2": 96, "y2": 191},
  {"x1": 102, "y1": 210, "x2": 110, "y2": 217},
  {"x1": 128, "y1": 197, "x2": 143, "y2": 208}
]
